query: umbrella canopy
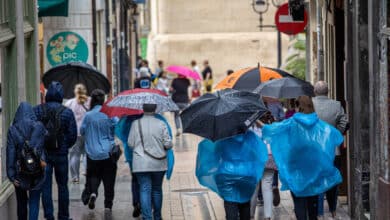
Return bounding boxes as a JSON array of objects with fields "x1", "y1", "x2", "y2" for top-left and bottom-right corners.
[
  {"x1": 105, "y1": 88, "x2": 179, "y2": 115},
  {"x1": 42, "y1": 62, "x2": 111, "y2": 99},
  {"x1": 215, "y1": 66, "x2": 294, "y2": 92},
  {"x1": 100, "y1": 101, "x2": 143, "y2": 118},
  {"x1": 180, "y1": 89, "x2": 268, "y2": 141},
  {"x1": 166, "y1": 65, "x2": 201, "y2": 80},
  {"x1": 253, "y1": 77, "x2": 314, "y2": 99}
]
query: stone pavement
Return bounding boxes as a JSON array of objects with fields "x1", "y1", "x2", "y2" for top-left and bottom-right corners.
[{"x1": 38, "y1": 115, "x2": 351, "y2": 220}]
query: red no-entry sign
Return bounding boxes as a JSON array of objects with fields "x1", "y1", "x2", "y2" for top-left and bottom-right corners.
[{"x1": 275, "y1": 3, "x2": 308, "y2": 35}]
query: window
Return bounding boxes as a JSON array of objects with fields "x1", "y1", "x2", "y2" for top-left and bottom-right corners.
[{"x1": 0, "y1": 0, "x2": 8, "y2": 24}]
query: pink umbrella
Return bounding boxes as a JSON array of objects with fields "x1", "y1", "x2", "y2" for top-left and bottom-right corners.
[{"x1": 166, "y1": 65, "x2": 201, "y2": 80}]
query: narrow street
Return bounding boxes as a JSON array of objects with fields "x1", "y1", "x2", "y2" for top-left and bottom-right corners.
[{"x1": 38, "y1": 115, "x2": 350, "y2": 220}]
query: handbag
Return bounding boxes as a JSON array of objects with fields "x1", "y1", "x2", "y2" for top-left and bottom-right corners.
[
  {"x1": 109, "y1": 144, "x2": 122, "y2": 163},
  {"x1": 138, "y1": 120, "x2": 167, "y2": 160}
]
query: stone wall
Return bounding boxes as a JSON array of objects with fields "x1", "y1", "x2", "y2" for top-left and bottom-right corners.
[{"x1": 148, "y1": 0, "x2": 289, "y2": 83}]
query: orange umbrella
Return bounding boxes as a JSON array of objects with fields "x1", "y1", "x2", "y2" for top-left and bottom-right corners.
[{"x1": 215, "y1": 66, "x2": 293, "y2": 92}]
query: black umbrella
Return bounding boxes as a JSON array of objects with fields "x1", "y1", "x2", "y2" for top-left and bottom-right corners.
[
  {"x1": 180, "y1": 89, "x2": 268, "y2": 141},
  {"x1": 253, "y1": 77, "x2": 314, "y2": 98},
  {"x1": 42, "y1": 62, "x2": 111, "y2": 99}
]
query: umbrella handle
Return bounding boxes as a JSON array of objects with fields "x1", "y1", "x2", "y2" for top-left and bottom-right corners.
[{"x1": 245, "y1": 111, "x2": 265, "y2": 127}]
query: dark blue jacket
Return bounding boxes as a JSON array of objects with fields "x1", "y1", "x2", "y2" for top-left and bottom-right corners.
[
  {"x1": 34, "y1": 82, "x2": 77, "y2": 155},
  {"x1": 6, "y1": 102, "x2": 47, "y2": 190}
]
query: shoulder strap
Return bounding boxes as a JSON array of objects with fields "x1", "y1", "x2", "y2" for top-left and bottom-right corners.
[
  {"x1": 55, "y1": 106, "x2": 66, "y2": 131},
  {"x1": 41, "y1": 104, "x2": 48, "y2": 122},
  {"x1": 137, "y1": 119, "x2": 166, "y2": 160},
  {"x1": 138, "y1": 120, "x2": 145, "y2": 149},
  {"x1": 14, "y1": 125, "x2": 30, "y2": 149},
  {"x1": 81, "y1": 104, "x2": 88, "y2": 112}
]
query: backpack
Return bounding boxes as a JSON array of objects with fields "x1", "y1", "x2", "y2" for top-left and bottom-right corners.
[
  {"x1": 41, "y1": 105, "x2": 66, "y2": 151},
  {"x1": 19, "y1": 141, "x2": 42, "y2": 176},
  {"x1": 14, "y1": 126, "x2": 42, "y2": 177}
]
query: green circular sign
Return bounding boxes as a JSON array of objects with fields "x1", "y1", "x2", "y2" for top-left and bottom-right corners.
[{"x1": 46, "y1": 31, "x2": 89, "y2": 66}]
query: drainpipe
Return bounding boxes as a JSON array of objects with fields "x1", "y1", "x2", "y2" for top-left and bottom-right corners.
[
  {"x1": 316, "y1": 0, "x2": 324, "y2": 80},
  {"x1": 105, "y1": 0, "x2": 113, "y2": 96},
  {"x1": 92, "y1": 0, "x2": 97, "y2": 67}
]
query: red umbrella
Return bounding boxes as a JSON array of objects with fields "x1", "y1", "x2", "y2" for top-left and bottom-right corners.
[
  {"x1": 101, "y1": 88, "x2": 175, "y2": 117},
  {"x1": 101, "y1": 101, "x2": 143, "y2": 118}
]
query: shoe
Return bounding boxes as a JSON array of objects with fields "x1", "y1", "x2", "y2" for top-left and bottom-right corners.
[
  {"x1": 88, "y1": 193, "x2": 97, "y2": 210},
  {"x1": 273, "y1": 187, "x2": 280, "y2": 206},
  {"x1": 132, "y1": 204, "x2": 141, "y2": 218},
  {"x1": 81, "y1": 189, "x2": 90, "y2": 205}
]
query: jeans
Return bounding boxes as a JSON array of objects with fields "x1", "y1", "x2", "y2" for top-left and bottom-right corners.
[
  {"x1": 224, "y1": 201, "x2": 251, "y2": 220},
  {"x1": 291, "y1": 193, "x2": 318, "y2": 220},
  {"x1": 174, "y1": 103, "x2": 188, "y2": 130},
  {"x1": 129, "y1": 164, "x2": 140, "y2": 206},
  {"x1": 42, "y1": 154, "x2": 70, "y2": 220},
  {"x1": 15, "y1": 186, "x2": 41, "y2": 220},
  {"x1": 318, "y1": 156, "x2": 341, "y2": 215},
  {"x1": 257, "y1": 170, "x2": 279, "y2": 201},
  {"x1": 135, "y1": 171, "x2": 166, "y2": 220},
  {"x1": 69, "y1": 137, "x2": 85, "y2": 180},
  {"x1": 261, "y1": 170, "x2": 274, "y2": 218},
  {"x1": 85, "y1": 157, "x2": 117, "y2": 209},
  {"x1": 250, "y1": 170, "x2": 274, "y2": 218}
]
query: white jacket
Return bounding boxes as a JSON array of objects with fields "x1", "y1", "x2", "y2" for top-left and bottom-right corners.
[{"x1": 128, "y1": 114, "x2": 173, "y2": 173}]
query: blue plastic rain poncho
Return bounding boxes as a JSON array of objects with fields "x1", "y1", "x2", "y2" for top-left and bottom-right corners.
[
  {"x1": 115, "y1": 114, "x2": 175, "y2": 180},
  {"x1": 262, "y1": 112, "x2": 344, "y2": 197},
  {"x1": 196, "y1": 131, "x2": 268, "y2": 203}
]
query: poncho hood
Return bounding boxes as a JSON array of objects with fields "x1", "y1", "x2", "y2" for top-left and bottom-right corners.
[{"x1": 293, "y1": 112, "x2": 319, "y2": 127}]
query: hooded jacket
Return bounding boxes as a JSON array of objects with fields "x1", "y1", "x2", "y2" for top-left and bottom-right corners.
[
  {"x1": 6, "y1": 102, "x2": 47, "y2": 190},
  {"x1": 34, "y1": 82, "x2": 77, "y2": 155}
]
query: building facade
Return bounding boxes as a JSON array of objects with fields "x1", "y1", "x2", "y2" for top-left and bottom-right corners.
[
  {"x1": 146, "y1": 0, "x2": 290, "y2": 82},
  {"x1": 0, "y1": 0, "x2": 40, "y2": 218},
  {"x1": 307, "y1": 0, "x2": 389, "y2": 219}
]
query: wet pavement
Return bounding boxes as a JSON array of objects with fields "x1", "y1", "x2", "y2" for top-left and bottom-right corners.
[{"x1": 38, "y1": 115, "x2": 350, "y2": 220}]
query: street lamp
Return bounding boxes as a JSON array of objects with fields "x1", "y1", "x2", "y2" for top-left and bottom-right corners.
[
  {"x1": 251, "y1": 0, "x2": 286, "y2": 68},
  {"x1": 252, "y1": 0, "x2": 269, "y2": 31}
]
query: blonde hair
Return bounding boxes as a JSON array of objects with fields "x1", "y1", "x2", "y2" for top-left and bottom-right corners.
[{"x1": 74, "y1": 84, "x2": 88, "y2": 104}]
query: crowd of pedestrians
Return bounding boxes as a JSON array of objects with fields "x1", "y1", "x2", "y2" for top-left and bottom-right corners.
[{"x1": 6, "y1": 55, "x2": 348, "y2": 220}]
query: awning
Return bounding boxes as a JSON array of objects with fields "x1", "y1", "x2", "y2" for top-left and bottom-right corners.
[{"x1": 38, "y1": 0, "x2": 69, "y2": 17}]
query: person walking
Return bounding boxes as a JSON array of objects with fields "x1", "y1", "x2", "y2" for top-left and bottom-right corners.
[
  {"x1": 313, "y1": 81, "x2": 348, "y2": 219},
  {"x1": 261, "y1": 95, "x2": 344, "y2": 220},
  {"x1": 156, "y1": 71, "x2": 169, "y2": 95},
  {"x1": 155, "y1": 60, "x2": 164, "y2": 76},
  {"x1": 170, "y1": 75, "x2": 191, "y2": 136},
  {"x1": 65, "y1": 84, "x2": 90, "y2": 183},
  {"x1": 261, "y1": 97, "x2": 283, "y2": 206},
  {"x1": 135, "y1": 67, "x2": 152, "y2": 89},
  {"x1": 80, "y1": 89, "x2": 118, "y2": 211},
  {"x1": 34, "y1": 81, "x2": 77, "y2": 220},
  {"x1": 128, "y1": 104, "x2": 173, "y2": 220},
  {"x1": 250, "y1": 112, "x2": 277, "y2": 220},
  {"x1": 7, "y1": 102, "x2": 47, "y2": 220},
  {"x1": 201, "y1": 60, "x2": 213, "y2": 93}
]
